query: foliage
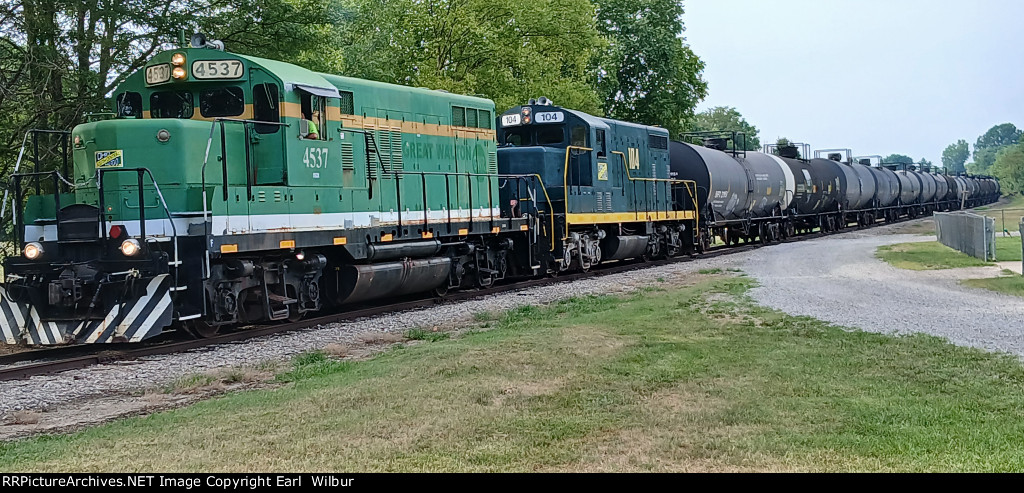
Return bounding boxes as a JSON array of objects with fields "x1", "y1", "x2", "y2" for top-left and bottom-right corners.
[
  {"x1": 0, "y1": 0, "x2": 710, "y2": 181},
  {"x1": 917, "y1": 158, "x2": 933, "y2": 168},
  {"x1": 690, "y1": 106, "x2": 760, "y2": 151},
  {"x1": 973, "y1": 123, "x2": 1022, "y2": 174},
  {"x1": 593, "y1": 0, "x2": 708, "y2": 136},
  {"x1": 989, "y1": 143, "x2": 1024, "y2": 195},
  {"x1": 883, "y1": 154, "x2": 914, "y2": 166},
  {"x1": 191, "y1": 0, "x2": 350, "y2": 74},
  {"x1": 0, "y1": 0, "x2": 341, "y2": 176},
  {"x1": 772, "y1": 137, "x2": 801, "y2": 159},
  {"x1": 341, "y1": 0, "x2": 605, "y2": 115},
  {"x1": 942, "y1": 139, "x2": 970, "y2": 174}
]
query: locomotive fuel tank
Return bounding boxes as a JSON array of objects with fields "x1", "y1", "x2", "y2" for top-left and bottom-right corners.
[{"x1": 332, "y1": 257, "x2": 452, "y2": 305}]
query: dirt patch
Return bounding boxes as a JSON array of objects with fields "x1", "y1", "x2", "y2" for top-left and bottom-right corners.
[
  {"x1": 886, "y1": 218, "x2": 936, "y2": 236},
  {"x1": 356, "y1": 332, "x2": 405, "y2": 345}
]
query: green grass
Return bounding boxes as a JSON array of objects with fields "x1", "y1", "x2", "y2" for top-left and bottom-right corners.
[
  {"x1": 974, "y1": 195, "x2": 1024, "y2": 233},
  {"x1": 963, "y1": 276, "x2": 1024, "y2": 298},
  {"x1": 6, "y1": 277, "x2": 1024, "y2": 471},
  {"x1": 876, "y1": 241, "x2": 992, "y2": 270},
  {"x1": 995, "y1": 236, "x2": 1023, "y2": 262},
  {"x1": 405, "y1": 327, "x2": 451, "y2": 342}
]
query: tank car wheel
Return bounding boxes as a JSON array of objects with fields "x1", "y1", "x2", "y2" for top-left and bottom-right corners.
[{"x1": 186, "y1": 319, "x2": 221, "y2": 339}]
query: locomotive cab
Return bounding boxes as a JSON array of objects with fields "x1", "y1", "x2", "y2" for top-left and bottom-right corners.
[{"x1": 497, "y1": 101, "x2": 698, "y2": 270}]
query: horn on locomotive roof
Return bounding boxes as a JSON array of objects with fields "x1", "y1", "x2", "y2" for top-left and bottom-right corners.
[
  {"x1": 189, "y1": 32, "x2": 225, "y2": 51},
  {"x1": 536, "y1": 97, "x2": 553, "y2": 106}
]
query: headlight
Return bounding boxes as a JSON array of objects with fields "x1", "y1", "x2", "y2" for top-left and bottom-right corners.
[
  {"x1": 171, "y1": 53, "x2": 186, "y2": 66},
  {"x1": 172, "y1": 67, "x2": 187, "y2": 80},
  {"x1": 120, "y1": 239, "x2": 141, "y2": 257},
  {"x1": 23, "y1": 242, "x2": 43, "y2": 260}
]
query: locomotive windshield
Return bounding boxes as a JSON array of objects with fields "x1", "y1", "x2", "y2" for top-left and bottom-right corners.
[
  {"x1": 116, "y1": 92, "x2": 142, "y2": 118},
  {"x1": 199, "y1": 86, "x2": 245, "y2": 118},
  {"x1": 501, "y1": 125, "x2": 565, "y2": 147},
  {"x1": 150, "y1": 90, "x2": 194, "y2": 119}
]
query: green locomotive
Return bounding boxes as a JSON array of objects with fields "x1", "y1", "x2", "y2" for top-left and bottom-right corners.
[{"x1": 2, "y1": 37, "x2": 530, "y2": 345}]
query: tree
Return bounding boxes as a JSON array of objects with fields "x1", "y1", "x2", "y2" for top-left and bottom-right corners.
[
  {"x1": 917, "y1": 158, "x2": 933, "y2": 168},
  {"x1": 989, "y1": 143, "x2": 1024, "y2": 195},
  {"x1": 690, "y1": 106, "x2": 760, "y2": 151},
  {"x1": 341, "y1": 0, "x2": 604, "y2": 115},
  {"x1": 0, "y1": 0, "x2": 340, "y2": 176},
  {"x1": 941, "y1": 139, "x2": 970, "y2": 174},
  {"x1": 973, "y1": 123, "x2": 1021, "y2": 173},
  {"x1": 592, "y1": 0, "x2": 708, "y2": 136},
  {"x1": 883, "y1": 154, "x2": 914, "y2": 165},
  {"x1": 772, "y1": 137, "x2": 801, "y2": 159}
]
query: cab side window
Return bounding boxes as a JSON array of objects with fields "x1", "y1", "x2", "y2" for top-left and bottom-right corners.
[
  {"x1": 571, "y1": 125, "x2": 587, "y2": 147},
  {"x1": 596, "y1": 130, "x2": 606, "y2": 157},
  {"x1": 300, "y1": 93, "x2": 327, "y2": 140},
  {"x1": 253, "y1": 83, "x2": 280, "y2": 134}
]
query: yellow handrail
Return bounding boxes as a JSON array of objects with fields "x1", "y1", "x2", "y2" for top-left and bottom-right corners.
[
  {"x1": 558, "y1": 147, "x2": 701, "y2": 250},
  {"x1": 610, "y1": 150, "x2": 700, "y2": 229}
]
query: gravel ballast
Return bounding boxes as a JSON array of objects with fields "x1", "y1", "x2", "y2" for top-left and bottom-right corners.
[{"x1": 743, "y1": 230, "x2": 1024, "y2": 357}]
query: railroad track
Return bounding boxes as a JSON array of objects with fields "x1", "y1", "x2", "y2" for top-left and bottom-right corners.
[{"x1": 0, "y1": 225, "x2": 853, "y2": 382}]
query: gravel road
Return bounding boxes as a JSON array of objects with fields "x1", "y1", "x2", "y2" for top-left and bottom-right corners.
[{"x1": 744, "y1": 229, "x2": 1024, "y2": 357}]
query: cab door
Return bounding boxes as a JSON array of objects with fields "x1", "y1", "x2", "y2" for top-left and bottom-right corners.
[{"x1": 249, "y1": 69, "x2": 286, "y2": 186}]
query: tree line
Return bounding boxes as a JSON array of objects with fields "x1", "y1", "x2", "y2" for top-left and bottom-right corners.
[
  {"x1": 941, "y1": 123, "x2": 1023, "y2": 194},
  {"x1": 0, "y1": 0, "x2": 709, "y2": 175}
]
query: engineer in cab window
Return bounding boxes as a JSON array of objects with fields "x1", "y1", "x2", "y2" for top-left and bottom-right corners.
[{"x1": 302, "y1": 110, "x2": 322, "y2": 140}]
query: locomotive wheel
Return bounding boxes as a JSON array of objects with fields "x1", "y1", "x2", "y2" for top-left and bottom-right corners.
[{"x1": 187, "y1": 319, "x2": 221, "y2": 339}]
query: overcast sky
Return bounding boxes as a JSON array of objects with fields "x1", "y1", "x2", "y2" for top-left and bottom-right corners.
[{"x1": 684, "y1": 0, "x2": 1023, "y2": 165}]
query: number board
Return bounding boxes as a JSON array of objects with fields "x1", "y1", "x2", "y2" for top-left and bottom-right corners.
[
  {"x1": 191, "y1": 60, "x2": 245, "y2": 80},
  {"x1": 535, "y1": 112, "x2": 564, "y2": 124},
  {"x1": 145, "y1": 64, "x2": 171, "y2": 85},
  {"x1": 501, "y1": 114, "x2": 521, "y2": 127}
]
